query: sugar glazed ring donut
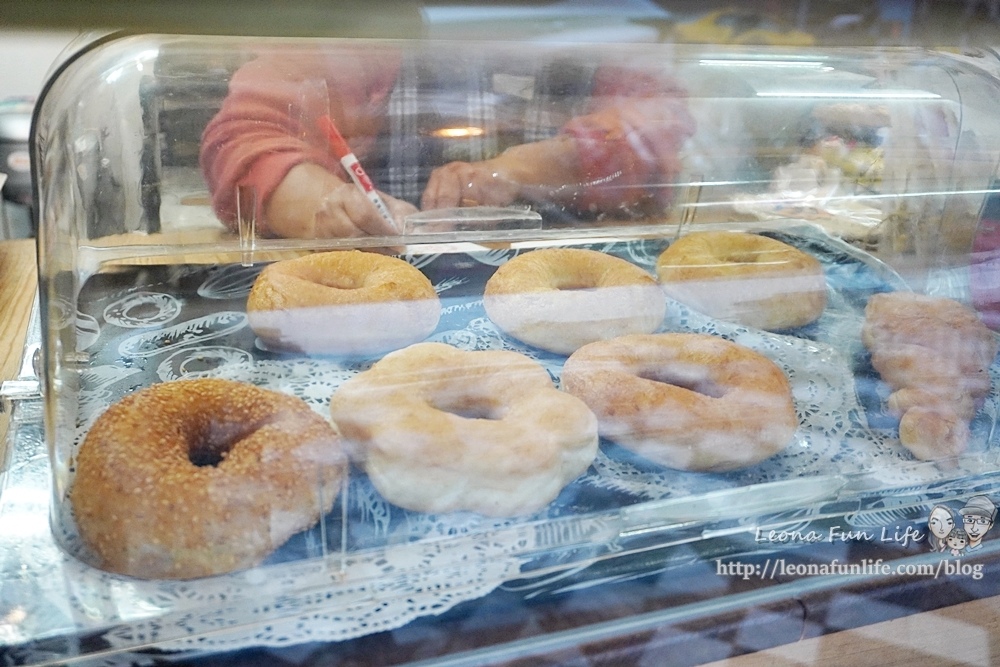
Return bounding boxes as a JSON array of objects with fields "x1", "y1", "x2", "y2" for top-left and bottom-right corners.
[
  {"x1": 247, "y1": 250, "x2": 441, "y2": 356},
  {"x1": 562, "y1": 333, "x2": 798, "y2": 472},
  {"x1": 71, "y1": 378, "x2": 345, "y2": 579},
  {"x1": 656, "y1": 231, "x2": 827, "y2": 331},
  {"x1": 329, "y1": 342, "x2": 599, "y2": 517},
  {"x1": 483, "y1": 248, "x2": 666, "y2": 355}
]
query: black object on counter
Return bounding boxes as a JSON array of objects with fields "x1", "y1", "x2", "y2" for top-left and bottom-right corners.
[{"x1": 0, "y1": 97, "x2": 34, "y2": 239}]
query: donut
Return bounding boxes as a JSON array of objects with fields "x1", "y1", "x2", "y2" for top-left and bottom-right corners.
[
  {"x1": 71, "y1": 378, "x2": 345, "y2": 579},
  {"x1": 561, "y1": 333, "x2": 797, "y2": 471},
  {"x1": 247, "y1": 250, "x2": 441, "y2": 356},
  {"x1": 656, "y1": 231, "x2": 827, "y2": 331},
  {"x1": 862, "y1": 291, "x2": 998, "y2": 460},
  {"x1": 329, "y1": 342, "x2": 598, "y2": 517},
  {"x1": 483, "y1": 248, "x2": 665, "y2": 355}
]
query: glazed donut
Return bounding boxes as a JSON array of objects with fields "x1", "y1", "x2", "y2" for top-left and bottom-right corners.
[
  {"x1": 561, "y1": 333, "x2": 797, "y2": 472},
  {"x1": 483, "y1": 248, "x2": 666, "y2": 355},
  {"x1": 247, "y1": 250, "x2": 441, "y2": 356},
  {"x1": 329, "y1": 342, "x2": 598, "y2": 517},
  {"x1": 71, "y1": 378, "x2": 345, "y2": 580},
  {"x1": 656, "y1": 231, "x2": 827, "y2": 331}
]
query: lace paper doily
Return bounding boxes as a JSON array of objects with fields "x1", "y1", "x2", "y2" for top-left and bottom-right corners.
[
  {"x1": 11, "y1": 229, "x2": 998, "y2": 660},
  {"x1": 0, "y1": 429, "x2": 526, "y2": 662}
]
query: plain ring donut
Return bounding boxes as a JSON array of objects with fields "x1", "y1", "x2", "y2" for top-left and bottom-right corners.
[
  {"x1": 483, "y1": 248, "x2": 666, "y2": 355},
  {"x1": 329, "y1": 342, "x2": 599, "y2": 517},
  {"x1": 561, "y1": 333, "x2": 798, "y2": 472},
  {"x1": 71, "y1": 378, "x2": 345, "y2": 579},
  {"x1": 247, "y1": 250, "x2": 441, "y2": 356},
  {"x1": 656, "y1": 231, "x2": 827, "y2": 331}
]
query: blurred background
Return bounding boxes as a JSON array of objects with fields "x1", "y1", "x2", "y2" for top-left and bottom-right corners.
[
  {"x1": 4, "y1": 0, "x2": 1000, "y2": 239},
  {"x1": 418, "y1": 0, "x2": 1000, "y2": 47}
]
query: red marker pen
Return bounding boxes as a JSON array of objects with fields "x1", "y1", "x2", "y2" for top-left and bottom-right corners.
[{"x1": 317, "y1": 115, "x2": 399, "y2": 231}]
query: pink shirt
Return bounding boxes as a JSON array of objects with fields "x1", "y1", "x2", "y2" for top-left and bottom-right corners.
[{"x1": 200, "y1": 49, "x2": 695, "y2": 237}]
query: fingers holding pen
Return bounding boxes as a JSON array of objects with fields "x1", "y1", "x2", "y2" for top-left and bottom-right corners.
[{"x1": 316, "y1": 181, "x2": 416, "y2": 237}]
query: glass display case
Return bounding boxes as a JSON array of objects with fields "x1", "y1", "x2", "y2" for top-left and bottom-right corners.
[{"x1": 5, "y1": 31, "x2": 1000, "y2": 664}]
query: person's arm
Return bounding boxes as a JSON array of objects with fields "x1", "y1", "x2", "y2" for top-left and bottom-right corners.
[
  {"x1": 421, "y1": 65, "x2": 696, "y2": 216},
  {"x1": 200, "y1": 49, "x2": 414, "y2": 238}
]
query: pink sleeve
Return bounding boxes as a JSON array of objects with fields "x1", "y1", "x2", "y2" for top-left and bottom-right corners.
[
  {"x1": 560, "y1": 65, "x2": 696, "y2": 213},
  {"x1": 199, "y1": 54, "x2": 352, "y2": 236}
]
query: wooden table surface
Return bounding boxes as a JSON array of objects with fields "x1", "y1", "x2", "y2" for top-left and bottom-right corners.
[
  {"x1": 0, "y1": 238, "x2": 37, "y2": 456},
  {"x1": 706, "y1": 595, "x2": 1000, "y2": 667},
  {"x1": 1, "y1": 237, "x2": 998, "y2": 667}
]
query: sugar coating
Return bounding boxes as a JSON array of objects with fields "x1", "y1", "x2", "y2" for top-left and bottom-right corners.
[{"x1": 71, "y1": 378, "x2": 345, "y2": 579}]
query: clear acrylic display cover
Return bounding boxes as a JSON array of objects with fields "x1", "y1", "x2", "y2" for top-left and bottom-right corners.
[{"x1": 6, "y1": 32, "x2": 1000, "y2": 662}]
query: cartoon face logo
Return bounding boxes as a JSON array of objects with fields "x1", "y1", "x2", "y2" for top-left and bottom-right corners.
[
  {"x1": 959, "y1": 496, "x2": 997, "y2": 551},
  {"x1": 945, "y1": 527, "x2": 969, "y2": 555},
  {"x1": 928, "y1": 505, "x2": 955, "y2": 543}
]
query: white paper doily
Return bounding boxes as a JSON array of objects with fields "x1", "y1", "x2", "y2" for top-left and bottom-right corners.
[{"x1": 8, "y1": 230, "x2": 997, "y2": 662}]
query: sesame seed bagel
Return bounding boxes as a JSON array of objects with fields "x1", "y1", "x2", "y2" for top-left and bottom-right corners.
[{"x1": 71, "y1": 378, "x2": 345, "y2": 579}]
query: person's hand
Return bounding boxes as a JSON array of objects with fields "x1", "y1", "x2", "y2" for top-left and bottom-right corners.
[
  {"x1": 421, "y1": 160, "x2": 521, "y2": 210},
  {"x1": 315, "y1": 180, "x2": 416, "y2": 237},
  {"x1": 266, "y1": 163, "x2": 416, "y2": 238},
  {"x1": 561, "y1": 99, "x2": 694, "y2": 212}
]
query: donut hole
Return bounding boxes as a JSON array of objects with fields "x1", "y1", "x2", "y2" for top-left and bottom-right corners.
[
  {"x1": 292, "y1": 264, "x2": 365, "y2": 290},
  {"x1": 430, "y1": 392, "x2": 503, "y2": 420},
  {"x1": 188, "y1": 420, "x2": 261, "y2": 467},
  {"x1": 319, "y1": 274, "x2": 365, "y2": 290},
  {"x1": 548, "y1": 265, "x2": 602, "y2": 292},
  {"x1": 721, "y1": 250, "x2": 766, "y2": 265},
  {"x1": 637, "y1": 366, "x2": 725, "y2": 399},
  {"x1": 553, "y1": 277, "x2": 599, "y2": 292}
]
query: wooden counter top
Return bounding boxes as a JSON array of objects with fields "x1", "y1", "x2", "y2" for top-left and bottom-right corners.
[
  {"x1": 0, "y1": 238, "x2": 38, "y2": 456},
  {"x1": 705, "y1": 594, "x2": 1000, "y2": 666}
]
